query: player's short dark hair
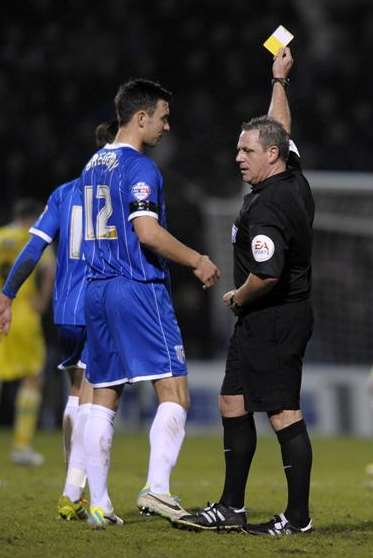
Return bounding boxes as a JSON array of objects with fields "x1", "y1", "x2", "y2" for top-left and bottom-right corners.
[
  {"x1": 13, "y1": 198, "x2": 43, "y2": 220},
  {"x1": 242, "y1": 116, "x2": 289, "y2": 161},
  {"x1": 95, "y1": 120, "x2": 118, "y2": 148},
  {"x1": 114, "y1": 79, "x2": 172, "y2": 127}
]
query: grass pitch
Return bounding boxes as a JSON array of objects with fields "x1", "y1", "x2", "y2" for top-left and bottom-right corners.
[{"x1": 0, "y1": 431, "x2": 373, "y2": 558}]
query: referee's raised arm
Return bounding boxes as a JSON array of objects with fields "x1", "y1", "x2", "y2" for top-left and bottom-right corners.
[{"x1": 268, "y1": 47, "x2": 293, "y2": 134}]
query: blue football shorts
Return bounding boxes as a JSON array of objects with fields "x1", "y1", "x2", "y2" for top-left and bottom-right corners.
[
  {"x1": 57, "y1": 325, "x2": 88, "y2": 370},
  {"x1": 85, "y1": 277, "x2": 188, "y2": 387}
]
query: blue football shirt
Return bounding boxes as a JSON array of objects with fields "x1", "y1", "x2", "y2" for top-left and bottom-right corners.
[
  {"x1": 30, "y1": 179, "x2": 87, "y2": 326},
  {"x1": 80, "y1": 143, "x2": 169, "y2": 282}
]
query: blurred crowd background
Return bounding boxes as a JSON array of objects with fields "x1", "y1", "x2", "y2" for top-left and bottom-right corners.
[
  {"x1": 2, "y1": 0, "x2": 372, "y2": 208},
  {"x1": 1, "y1": 0, "x2": 373, "y2": 430}
]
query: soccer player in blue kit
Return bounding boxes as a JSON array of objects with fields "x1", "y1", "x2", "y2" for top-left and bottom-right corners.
[
  {"x1": 0, "y1": 178, "x2": 92, "y2": 519},
  {"x1": 80, "y1": 79, "x2": 220, "y2": 528},
  {"x1": 0, "y1": 123, "x2": 117, "y2": 520}
]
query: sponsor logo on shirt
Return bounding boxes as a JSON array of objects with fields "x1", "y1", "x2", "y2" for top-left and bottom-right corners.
[
  {"x1": 231, "y1": 224, "x2": 238, "y2": 244},
  {"x1": 174, "y1": 345, "x2": 185, "y2": 364},
  {"x1": 251, "y1": 234, "x2": 275, "y2": 262},
  {"x1": 131, "y1": 182, "x2": 151, "y2": 201}
]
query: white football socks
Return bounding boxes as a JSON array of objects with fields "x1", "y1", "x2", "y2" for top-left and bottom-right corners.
[
  {"x1": 62, "y1": 395, "x2": 80, "y2": 465},
  {"x1": 84, "y1": 404, "x2": 116, "y2": 513},
  {"x1": 63, "y1": 403, "x2": 91, "y2": 502},
  {"x1": 146, "y1": 401, "x2": 187, "y2": 495}
]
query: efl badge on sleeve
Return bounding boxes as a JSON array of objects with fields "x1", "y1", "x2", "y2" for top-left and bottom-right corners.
[
  {"x1": 263, "y1": 25, "x2": 294, "y2": 56},
  {"x1": 131, "y1": 182, "x2": 151, "y2": 201}
]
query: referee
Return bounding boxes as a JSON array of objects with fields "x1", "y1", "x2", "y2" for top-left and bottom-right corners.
[{"x1": 176, "y1": 47, "x2": 315, "y2": 535}]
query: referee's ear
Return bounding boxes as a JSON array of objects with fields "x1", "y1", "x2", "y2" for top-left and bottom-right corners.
[{"x1": 267, "y1": 145, "x2": 280, "y2": 163}]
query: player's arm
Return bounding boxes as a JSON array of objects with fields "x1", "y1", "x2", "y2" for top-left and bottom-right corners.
[
  {"x1": 223, "y1": 273, "x2": 278, "y2": 315},
  {"x1": 133, "y1": 216, "x2": 220, "y2": 288},
  {"x1": 0, "y1": 189, "x2": 61, "y2": 332},
  {"x1": 33, "y1": 247, "x2": 55, "y2": 314},
  {"x1": 0, "y1": 235, "x2": 49, "y2": 334},
  {"x1": 268, "y1": 47, "x2": 293, "y2": 134}
]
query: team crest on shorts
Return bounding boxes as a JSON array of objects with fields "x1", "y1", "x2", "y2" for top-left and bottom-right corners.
[
  {"x1": 131, "y1": 182, "x2": 151, "y2": 201},
  {"x1": 251, "y1": 234, "x2": 275, "y2": 262},
  {"x1": 174, "y1": 345, "x2": 185, "y2": 364}
]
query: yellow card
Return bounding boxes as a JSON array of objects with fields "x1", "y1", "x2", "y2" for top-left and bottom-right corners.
[{"x1": 263, "y1": 25, "x2": 294, "y2": 55}]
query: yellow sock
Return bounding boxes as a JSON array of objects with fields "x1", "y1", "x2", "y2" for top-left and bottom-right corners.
[{"x1": 13, "y1": 385, "x2": 41, "y2": 450}]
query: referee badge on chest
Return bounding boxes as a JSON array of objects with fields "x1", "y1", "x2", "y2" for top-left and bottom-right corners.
[{"x1": 231, "y1": 224, "x2": 238, "y2": 244}]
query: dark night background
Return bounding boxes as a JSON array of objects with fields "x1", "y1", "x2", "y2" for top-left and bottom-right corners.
[
  {"x1": 2, "y1": 0, "x2": 372, "y2": 208},
  {"x1": 1, "y1": 0, "x2": 372, "y2": 362}
]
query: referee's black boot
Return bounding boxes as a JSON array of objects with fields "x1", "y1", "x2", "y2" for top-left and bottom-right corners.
[
  {"x1": 173, "y1": 502, "x2": 247, "y2": 532},
  {"x1": 243, "y1": 513, "x2": 312, "y2": 536}
]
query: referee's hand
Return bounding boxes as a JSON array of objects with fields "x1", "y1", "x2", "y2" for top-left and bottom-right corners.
[
  {"x1": 273, "y1": 46, "x2": 293, "y2": 78},
  {"x1": 223, "y1": 290, "x2": 236, "y2": 306},
  {"x1": 193, "y1": 255, "x2": 221, "y2": 288}
]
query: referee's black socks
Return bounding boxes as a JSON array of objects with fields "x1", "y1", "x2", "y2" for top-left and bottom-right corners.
[
  {"x1": 219, "y1": 414, "x2": 257, "y2": 510},
  {"x1": 276, "y1": 419, "x2": 312, "y2": 528}
]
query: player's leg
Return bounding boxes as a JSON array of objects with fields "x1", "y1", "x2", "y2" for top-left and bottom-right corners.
[
  {"x1": 62, "y1": 366, "x2": 83, "y2": 465},
  {"x1": 112, "y1": 280, "x2": 190, "y2": 520},
  {"x1": 11, "y1": 373, "x2": 44, "y2": 466},
  {"x1": 137, "y1": 376, "x2": 190, "y2": 521},
  {"x1": 83, "y1": 279, "x2": 126, "y2": 528},
  {"x1": 85, "y1": 385, "x2": 124, "y2": 528},
  {"x1": 147, "y1": 375, "x2": 189, "y2": 493},
  {"x1": 58, "y1": 378, "x2": 93, "y2": 520},
  {"x1": 57, "y1": 327, "x2": 92, "y2": 519},
  {"x1": 142, "y1": 375, "x2": 189, "y2": 489},
  {"x1": 57, "y1": 326, "x2": 87, "y2": 464},
  {"x1": 1, "y1": 305, "x2": 46, "y2": 466}
]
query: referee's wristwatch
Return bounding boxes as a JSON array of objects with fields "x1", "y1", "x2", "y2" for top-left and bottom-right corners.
[{"x1": 229, "y1": 292, "x2": 244, "y2": 316}]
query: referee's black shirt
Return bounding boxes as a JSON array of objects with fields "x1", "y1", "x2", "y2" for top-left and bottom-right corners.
[{"x1": 232, "y1": 142, "x2": 314, "y2": 309}]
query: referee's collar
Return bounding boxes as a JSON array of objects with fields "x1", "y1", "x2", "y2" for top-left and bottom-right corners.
[{"x1": 251, "y1": 170, "x2": 291, "y2": 191}]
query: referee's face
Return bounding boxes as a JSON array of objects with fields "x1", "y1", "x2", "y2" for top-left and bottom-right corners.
[{"x1": 236, "y1": 129, "x2": 274, "y2": 185}]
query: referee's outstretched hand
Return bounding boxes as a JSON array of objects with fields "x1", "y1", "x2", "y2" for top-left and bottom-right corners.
[{"x1": 193, "y1": 255, "x2": 221, "y2": 289}]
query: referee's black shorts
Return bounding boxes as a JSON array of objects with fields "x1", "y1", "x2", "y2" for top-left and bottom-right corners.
[{"x1": 221, "y1": 300, "x2": 313, "y2": 412}]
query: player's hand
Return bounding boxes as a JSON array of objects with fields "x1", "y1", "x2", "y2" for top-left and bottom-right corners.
[
  {"x1": 0, "y1": 293, "x2": 13, "y2": 335},
  {"x1": 193, "y1": 255, "x2": 221, "y2": 288},
  {"x1": 273, "y1": 47, "x2": 293, "y2": 79}
]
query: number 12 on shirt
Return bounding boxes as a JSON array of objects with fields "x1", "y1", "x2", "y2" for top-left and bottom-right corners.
[{"x1": 84, "y1": 185, "x2": 118, "y2": 241}]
